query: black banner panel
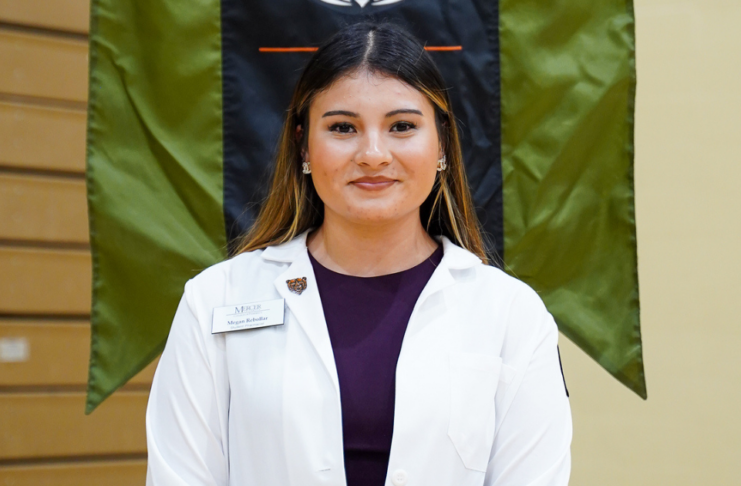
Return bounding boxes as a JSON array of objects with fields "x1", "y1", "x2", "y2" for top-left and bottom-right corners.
[{"x1": 221, "y1": 0, "x2": 502, "y2": 258}]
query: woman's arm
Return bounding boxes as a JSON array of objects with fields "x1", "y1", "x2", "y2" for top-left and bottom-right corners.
[
  {"x1": 485, "y1": 292, "x2": 573, "y2": 486},
  {"x1": 146, "y1": 279, "x2": 230, "y2": 486}
]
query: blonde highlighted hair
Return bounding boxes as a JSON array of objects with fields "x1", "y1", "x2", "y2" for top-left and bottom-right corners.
[{"x1": 235, "y1": 21, "x2": 489, "y2": 264}]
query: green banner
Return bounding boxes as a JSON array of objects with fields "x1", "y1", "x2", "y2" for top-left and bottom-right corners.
[
  {"x1": 500, "y1": 0, "x2": 644, "y2": 397},
  {"x1": 85, "y1": 0, "x2": 226, "y2": 412},
  {"x1": 85, "y1": 0, "x2": 644, "y2": 412}
]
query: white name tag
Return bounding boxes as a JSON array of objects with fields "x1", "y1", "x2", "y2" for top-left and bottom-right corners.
[{"x1": 211, "y1": 298, "x2": 285, "y2": 334}]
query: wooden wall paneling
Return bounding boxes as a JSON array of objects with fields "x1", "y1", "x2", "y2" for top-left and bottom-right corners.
[
  {"x1": 0, "y1": 173, "x2": 88, "y2": 243},
  {"x1": 0, "y1": 320, "x2": 88, "y2": 385},
  {"x1": 0, "y1": 29, "x2": 88, "y2": 102},
  {"x1": 0, "y1": 1, "x2": 154, "y2": 480},
  {"x1": 0, "y1": 460, "x2": 147, "y2": 486},
  {"x1": 0, "y1": 320, "x2": 157, "y2": 386},
  {"x1": 0, "y1": 0, "x2": 91, "y2": 35},
  {"x1": 0, "y1": 247, "x2": 90, "y2": 315},
  {"x1": 0, "y1": 391, "x2": 147, "y2": 459},
  {"x1": 0, "y1": 101, "x2": 86, "y2": 173}
]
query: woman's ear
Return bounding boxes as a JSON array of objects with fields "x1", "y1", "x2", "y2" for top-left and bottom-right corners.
[{"x1": 295, "y1": 124, "x2": 304, "y2": 143}]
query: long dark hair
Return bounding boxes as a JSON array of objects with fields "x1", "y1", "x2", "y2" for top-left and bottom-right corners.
[{"x1": 235, "y1": 21, "x2": 489, "y2": 263}]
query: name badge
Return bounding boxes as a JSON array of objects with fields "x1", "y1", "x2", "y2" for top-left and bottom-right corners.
[{"x1": 211, "y1": 298, "x2": 285, "y2": 334}]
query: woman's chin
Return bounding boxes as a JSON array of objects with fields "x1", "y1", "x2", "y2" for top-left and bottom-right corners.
[{"x1": 338, "y1": 208, "x2": 417, "y2": 227}]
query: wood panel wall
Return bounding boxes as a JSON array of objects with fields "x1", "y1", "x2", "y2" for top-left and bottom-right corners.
[{"x1": 0, "y1": 1, "x2": 152, "y2": 483}]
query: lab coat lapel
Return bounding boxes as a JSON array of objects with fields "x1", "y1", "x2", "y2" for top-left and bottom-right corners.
[
  {"x1": 417, "y1": 258, "x2": 455, "y2": 305},
  {"x1": 263, "y1": 233, "x2": 480, "y2": 397},
  {"x1": 404, "y1": 236, "x2": 479, "y2": 336},
  {"x1": 273, "y1": 249, "x2": 340, "y2": 397}
]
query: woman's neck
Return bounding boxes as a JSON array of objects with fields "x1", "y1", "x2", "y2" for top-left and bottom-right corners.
[{"x1": 306, "y1": 210, "x2": 439, "y2": 277}]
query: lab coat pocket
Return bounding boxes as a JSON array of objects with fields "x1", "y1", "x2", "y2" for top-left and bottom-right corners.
[{"x1": 447, "y1": 352, "x2": 502, "y2": 472}]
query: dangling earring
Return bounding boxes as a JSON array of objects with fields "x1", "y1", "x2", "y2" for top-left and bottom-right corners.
[
  {"x1": 302, "y1": 159, "x2": 311, "y2": 175},
  {"x1": 437, "y1": 155, "x2": 447, "y2": 172}
]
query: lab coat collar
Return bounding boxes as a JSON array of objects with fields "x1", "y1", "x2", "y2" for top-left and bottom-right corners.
[
  {"x1": 260, "y1": 231, "x2": 311, "y2": 263},
  {"x1": 263, "y1": 230, "x2": 482, "y2": 398},
  {"x1": 261, "y1": 229, "x2": 482, "y2": 270},
  {"x1": 271, "y1": 242, "x2": 340, "y2": 398}
]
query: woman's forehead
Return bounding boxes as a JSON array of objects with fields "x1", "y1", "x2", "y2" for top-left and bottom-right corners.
[{"x1": 310, "y1": 70, "x2": 433, "y2": 114}]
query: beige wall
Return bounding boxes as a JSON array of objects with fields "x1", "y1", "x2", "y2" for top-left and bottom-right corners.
[{"x1": 561, "y1": 0, "x2": 741, "y2": 484}]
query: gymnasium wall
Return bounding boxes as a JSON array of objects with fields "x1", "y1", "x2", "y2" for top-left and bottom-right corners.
[
  {"x1": 0, "y1": 1, "x2": 153, "y2": 483},
  {"x1": 1, "y1": 0, "x2": 739, "y2": 484}
]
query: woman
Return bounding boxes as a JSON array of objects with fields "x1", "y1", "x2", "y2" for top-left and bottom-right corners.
[{"x1": 146, "y1": 21, "x2": 571, "y2": 486}]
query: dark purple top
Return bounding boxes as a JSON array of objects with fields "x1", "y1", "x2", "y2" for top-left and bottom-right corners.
[{"x1": 309, "y1": 246, "x2": 443, "y2": 486}]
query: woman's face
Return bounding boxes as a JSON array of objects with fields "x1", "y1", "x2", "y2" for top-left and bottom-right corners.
[{"x1": 304, "y1": 70, "x2": 441, "y2": 227}]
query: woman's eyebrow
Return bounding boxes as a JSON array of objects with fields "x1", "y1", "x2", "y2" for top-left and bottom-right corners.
[
  {"x1": 386, "y1": 108, "x2": 423, "y2": 117},
  {"x1": 322, "y1": 110, "x2": 358, "y2": 118},
  {"x1": 321, "y1": 108, "x2": 424, "y2": 118}
]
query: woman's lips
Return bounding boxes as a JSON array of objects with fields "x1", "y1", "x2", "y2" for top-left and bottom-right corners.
[{"x1": 351, "y1": 176, "x2": 397, "y2": 191}]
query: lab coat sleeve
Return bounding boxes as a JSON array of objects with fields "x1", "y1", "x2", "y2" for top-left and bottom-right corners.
[
  {"x1": 146, "y1": 279, "x2": 230, "y2": 486},
  {"x1": 485, "y1": 291, "x2": 573, "y2": 486}
]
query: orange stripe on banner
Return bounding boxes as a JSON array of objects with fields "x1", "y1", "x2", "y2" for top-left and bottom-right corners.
[
  {"x1": 258, "y1": 46, "x2": 463, "y2": 53},
  {"x1": 424, "y1": 46, "x2": 463, "y2": 51},
  {"x1": 259, "y1": 47, "x2": 319, "y2": 52}
]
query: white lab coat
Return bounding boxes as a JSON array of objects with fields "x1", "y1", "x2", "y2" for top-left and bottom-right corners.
[{"x1": 146, "y1": 231, "x2": 572, "y2": 486}]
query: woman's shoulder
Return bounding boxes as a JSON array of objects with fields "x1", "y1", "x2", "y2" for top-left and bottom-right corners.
[
  {"x1": 442, "y1": 238, "x2": 551, "y2": 334},
  {"x1": 464, "y1": 263, "x2": 559, "y2": 382},
  {"x1": 189, "y1": 246, "x2": 284, "y2": 288},
  {"x1": 187, "y1": 233, "x2": 306, "y2": 287},
  {"x1": 441, "y1": 236, "x2": 547, "y2": 310},
  {"x1": 475, "y1": 262, "x2": 546, "y2": 307}
]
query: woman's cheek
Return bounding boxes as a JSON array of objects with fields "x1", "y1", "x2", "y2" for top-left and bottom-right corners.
[{"x1": 312, "y1": 164, "x2": 347, "y2": 213}]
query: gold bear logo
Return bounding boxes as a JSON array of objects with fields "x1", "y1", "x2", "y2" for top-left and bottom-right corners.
[{"x1": 286, "y1": 277, "x2": 308, "y2": 295}]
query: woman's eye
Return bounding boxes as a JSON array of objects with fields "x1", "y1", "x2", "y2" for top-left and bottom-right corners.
[
  {"x1": 391, "y1": 121, "x2": 417, "y2": 132},
  {"x1": 329, "y1": 122, "x2": 356, "y2": 134}
]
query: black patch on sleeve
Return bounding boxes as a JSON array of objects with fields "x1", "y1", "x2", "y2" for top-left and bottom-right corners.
[{"x1": 557, "y1": 345, "x2": 569, "y2": 397}]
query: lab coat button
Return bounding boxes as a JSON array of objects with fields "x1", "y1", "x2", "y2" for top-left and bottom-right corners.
[{"x1": 391, "y1": 469, "x2": 408, "y2": 486}]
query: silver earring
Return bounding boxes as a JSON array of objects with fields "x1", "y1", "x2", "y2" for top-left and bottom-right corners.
[
  {"x1": 437, "y1": 155, "x2": 447, "y2": 172},
  {"x1": 302, "y1": 160, "x2": 311, "y2": 175}
]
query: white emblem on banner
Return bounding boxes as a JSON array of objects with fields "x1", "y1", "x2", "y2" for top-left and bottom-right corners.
[{"x1": 318, "y1": 0, "x2": 403, "y2": 7}]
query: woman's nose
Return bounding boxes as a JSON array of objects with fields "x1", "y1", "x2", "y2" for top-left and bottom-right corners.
[{"x1": 355, "y1": 130, "x2": 391, "y2": 168}]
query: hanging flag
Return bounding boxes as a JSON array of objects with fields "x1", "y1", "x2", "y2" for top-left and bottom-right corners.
[{"x1": 85, "y1": 0, "x2": 644, "y2": 413}]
